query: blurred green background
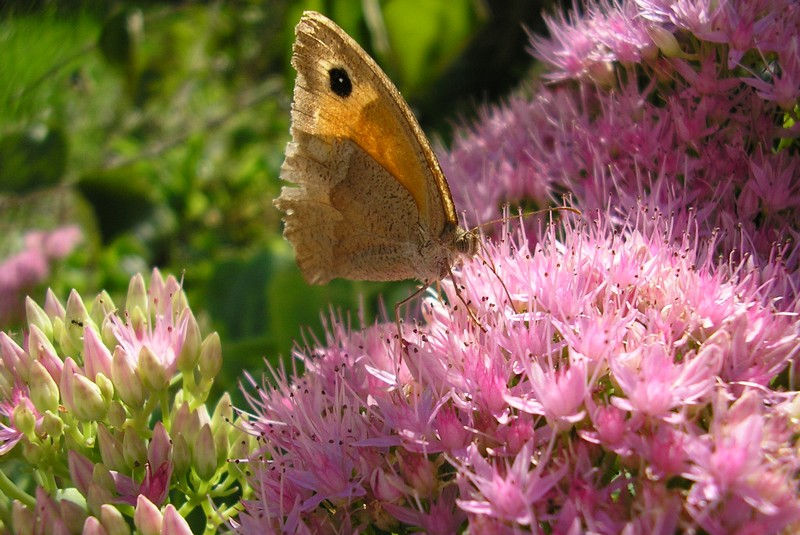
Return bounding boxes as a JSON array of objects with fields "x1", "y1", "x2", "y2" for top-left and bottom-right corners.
[{"x1": 0, "y1": 0, "x2": 553, "y2": 401}]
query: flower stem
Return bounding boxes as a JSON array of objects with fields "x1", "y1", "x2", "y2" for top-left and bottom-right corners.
[{"x1": 0, "y1": 467, "x2": 34, "y2": 508}]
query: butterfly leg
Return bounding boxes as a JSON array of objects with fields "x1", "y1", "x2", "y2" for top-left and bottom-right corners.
[
  {"x1": 447, "y1": 265, "x2": 487, "y2": 333},
  {"x1": 394, "y1": 282, "x2": 429, "y2": 344}
]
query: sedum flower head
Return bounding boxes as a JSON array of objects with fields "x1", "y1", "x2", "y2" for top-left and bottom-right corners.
[
  {"x1": 440, "y1": 0, "x2": 800, "y2": 280},
  {"x1": 236, "y1": 213, "x2": 800, "y2": 533},
  {"x1": 0, "y1": 269, "x2": 253, "y2": 534}
]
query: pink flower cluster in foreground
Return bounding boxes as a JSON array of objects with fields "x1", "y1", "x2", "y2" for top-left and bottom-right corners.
[
  {"x1": 440, "y1": 0, "x2": 800, "y2": 272},
  {"x1": 0, "y1": 225, "x2": 82, "y2": 325},
  {"x1": 237, "y1": 215, "x2": 800, "y2": 534},
  {"x1": 0, "y1": 270, "x2": 245, "y2": 534}
]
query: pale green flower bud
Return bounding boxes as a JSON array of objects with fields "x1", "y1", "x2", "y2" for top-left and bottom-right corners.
[
  {"x1": 107, "y1": 401, "x2": 126, "y2": 428},
  {"x1": 123, "y1": 426, "x2": 147, "y2": 469},
  {"x1": 193, "y1": 423, "x2": 217, "y2": 480},
  {"x1": 97, "y1": 424, "x2": 126, "y2": 472},
  {"x1": 112, "y1": 347, "x2": 144, "y2": 407},
  {"x1": 177, "y1": 309, "x2": 200, "y2": 372},
  {"x1": 172, "y1": 433, "x2": 191, "y2": 477},
  {"x1": 25, "y1": 296, "x2": 52, "y2": 341},
  {"x1": 198, "y1": 332, "x2": 222, "y2": 381},
  {"x1": 87, "y1": 482, "x2": 115, "y2": 518},
  {"x1": 101, "y1": 317, "x2": 117, "y2": 349},
  {"x1": 90, "y1": 290, "x2": 116, "y2": 328},
  {"x1": 100, "y1": 504, "x2": 131, "y2": 535},
  {"x1": 137, "y1": 346, "x2": 168, "y2": 392},
  {"x1": 126, "y1": 274, "x2": 149, "y2": 319},
  {"x1": 42, "y1": 410, "x2": 64, "y2": 438},
  {"x1": 71, "y1": 374, "x2": 108, "y2": 421},
  {"x1": 92, "y1": 463, "x2": 116, "y2": 492},
  {"x1": 65, "y1": 289, "x2": 91, "y2": 348},
  {"x1": 129, "y1": 306, "x2": 148, "y2": 338},
  {"x1": 12, "y1": 403, "x2": 36, "y2": 439},
  {"x1": 211, "y1": 392, "x2": 233, "y2": 433},
  {"x1": 95, "y1": 373, "x2": 114, "y2": 405},
  {"x1": 29, "y1": 360, "x2": 59, "y2": 413},
  {"x1": 172, "y1": 402, "x2": 200, "y2": 445},
  {"x1": 22, "y1": 441, "x2": 43, "y2": 464},
  {"x1": 647, "y1": 26, "x2": 682, "y2": 58},
  {"x1": 214, "y1": 425, "x2": 229, "y2": 467}
]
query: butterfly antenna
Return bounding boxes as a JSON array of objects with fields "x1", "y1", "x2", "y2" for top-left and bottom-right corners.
[
  {"x1": 468, "y1": 205, "x2": 581, "y2": 234},
  {"x1": 394, "y1": 283, "x2": 428, "y2": 344}
]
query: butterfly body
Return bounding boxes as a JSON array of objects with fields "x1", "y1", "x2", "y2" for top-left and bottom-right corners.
[{"x1": 275, "y1": 11, "x2": 476, "y2": 285}]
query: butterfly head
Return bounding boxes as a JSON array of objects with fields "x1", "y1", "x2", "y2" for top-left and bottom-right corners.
[{"x1": 454, "y1": 226, "x2": 479, "y2": 257}]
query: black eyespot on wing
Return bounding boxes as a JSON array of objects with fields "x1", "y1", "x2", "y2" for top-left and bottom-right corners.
[{"x1": 328, "y1": 67, "x2": 352, "y2": 98}]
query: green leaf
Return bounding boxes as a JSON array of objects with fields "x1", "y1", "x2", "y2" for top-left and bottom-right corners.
[{"x1": 0, "y1": 127, "x2": 68, "y2": 194}]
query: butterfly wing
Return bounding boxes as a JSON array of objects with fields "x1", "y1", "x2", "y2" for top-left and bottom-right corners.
[{"x1": 275, "y1": 11, "x2": 458, "y2": 283}]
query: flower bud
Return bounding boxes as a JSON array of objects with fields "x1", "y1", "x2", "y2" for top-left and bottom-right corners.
[
  {"x1": 12, "y1": 402, "x2": 36, "y2": 439},
  {"x1": 211, "y1": 392, "x2": 233, "y2": 433},
  {"x1": 123, "y1": 426, "x2": 147, "y2": 469},
  {"x1": 96, "y1": 372, "x2": 114, "y2": 404},
  {"x1": 92, "y1": 463, "x2": 116, "y2": 493},
  {"x1": 97, "y1": 424, "x2": 126, "y2": 472},
  {"x1": 71, "y1": 373, "x2": 108, "y2": 421},
  {"x1": 44, "y1": 288, "x2": 66, "y2": 319},
  {"x1": 126, "y1": 274, "x2": 149, "y2": 320},
  {"x1": 198, "y1": 332, "x2": 222, "y2": 381},
  {"x1": 107, "y1": 401, "x2": 126, "y2": 428},
  {"x1": 129, "y1": 306, "x2": 149, "y2": 338},
  {"x1": 193, "y1": 423, "x2": 217, "y2": 480},
  {"x1": 172, "y1": 403, "x2": 200, "y2": 445},
  {"x1": 176, "y1": 309, "x2": 200, "y2": 372},
  {"x1": 83, "y1": 326, "x2": 113, "y2": 383},
  {"x1": 172, "y1": 433, "x2": 191, "y2": 477},
  {"x1": 101, "y1": 317, "x2": 117, "y2": 349},
  {"x1": 138, "y1": 346, "x2": 169, "y2": 392},
  {"x1": 65, "y1": 289, "x2": 90, "y2": 352},
  {"x1": 12, "y1": 499, "x2": 34, "y2": 535},
  {"x1": 29, "y1": 360, "x2": 59, "y2": 413},
  {"x1": 41, "y1": 410, "x2": 64, "y2": 438},
  {"x1": 25, "y1": 296, "x2": 53, "y2": 340},
  {"x1": 398, "y1": 451, "x2": 436, "y2": 496},
  {"x1": 60, "y1": 496, "x2": 87, "y2": 533},
  {"x1": 112, "y1": 347, "x2": 144, "y2": 407},
  {"x1": 68, "y1": 450, "x2": 95, "y2": 495},
  {"x1": 1, "y1": 332, "x2": 28, "y2": 383},
  {"x1": 134, "y1": 495, "x2": 163, "y2": 535},
  {"x1": 647, "y1": 26, "x2": 682, "y2": 58},
  {"x1": 82, "y1": 516, "x2": 108, "y2": 535},
  {"x1": 90, "y1": 290, "x2": 116, "y2": 328},
  {"x1": 87, "y1": 482, "x2": 115, "y2": 518},
  {"x1": 163, "y1": 504, "x2": 193, "y2": 535},
  {"x1": 22, "y1": 441, "x2": 43, "y2": 464},
  {"x1": 370, "y1": 468, "x2": 406, "y2": 502},
  {"x1": 148, "y1": 422, "x2": 172, "y2": 469},
  {"x1": 100, "y1": 504, "x2": 131, "y2": 535},
  {"x1": 28, "y1": 324, "x2": 60, "y2": 381}
]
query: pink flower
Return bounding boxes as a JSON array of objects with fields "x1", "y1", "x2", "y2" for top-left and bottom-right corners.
[{"x1": 457, "y1": 442, "x2": 565, "y2": 525}]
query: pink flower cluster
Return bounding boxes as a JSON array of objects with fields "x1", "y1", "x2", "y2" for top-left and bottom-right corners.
[
  {"x1": 440, "y1": 0, "x2": 800, "y2": 275},
  {"x1": 238, "y1": 215, "x2": 800, "y2": 534},
  {"x1": 0, "y1": 225, "x2": 82, "y2": 326},
  {"x1": 239, "y1": 1, "x2": 800, "y2": 532}
]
